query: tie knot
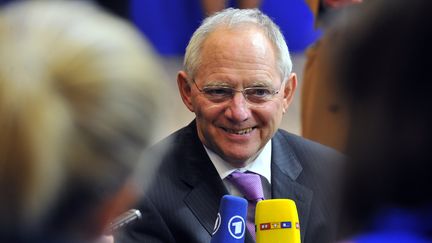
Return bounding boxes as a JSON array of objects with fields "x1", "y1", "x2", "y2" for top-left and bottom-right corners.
[{"x1": 227, "y1": 171, "x2": 264, "y2": 202}]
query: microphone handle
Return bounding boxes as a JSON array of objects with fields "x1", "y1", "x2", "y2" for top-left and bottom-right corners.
[{"x1": 106, "y1": 209, "x2": 142, "y2": 234}]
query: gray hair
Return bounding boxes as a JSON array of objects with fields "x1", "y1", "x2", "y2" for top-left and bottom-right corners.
[{"x1": 184, "y1": 8, "x2": 292, "y2": 82}]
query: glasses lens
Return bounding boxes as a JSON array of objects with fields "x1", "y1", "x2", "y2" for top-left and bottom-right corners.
[
  {"x1": 244, "y1": 87, "x2": 274, "y2": 103},
  {"x1": 202, "y1": 87, "x2": 233, "y2": 102},
  {"x1": 198, "y1": 85, "x2": 278, "y2": 104}
]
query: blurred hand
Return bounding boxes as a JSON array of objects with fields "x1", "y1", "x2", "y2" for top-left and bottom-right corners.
[{"x1": 95, "y1": 235, "x2": 114, "y2": 243}]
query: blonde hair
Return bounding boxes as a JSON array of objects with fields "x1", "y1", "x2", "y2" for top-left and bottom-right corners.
[{"x1": 0, "y1": 0, "x2": 167, "y2": 236}]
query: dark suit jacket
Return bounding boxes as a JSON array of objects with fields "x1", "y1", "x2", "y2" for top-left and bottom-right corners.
[{"x1": 116, "y1": 121, "x2": 341, "y2": 243}]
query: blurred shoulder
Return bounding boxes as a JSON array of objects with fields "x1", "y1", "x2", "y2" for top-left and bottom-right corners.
[
  {"x1": 150, "y1": 122, "x2": 197, "y2": 151},
  {"x1": 274, "y1": 129, "x2": 344, "y2": 164}
]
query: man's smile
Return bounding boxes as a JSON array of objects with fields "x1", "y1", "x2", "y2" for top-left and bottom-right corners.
[{"x1": 220, "y1": 126, "x2": 256, "y2": 135}]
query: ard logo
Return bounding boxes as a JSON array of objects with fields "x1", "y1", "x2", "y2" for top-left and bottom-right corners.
[
  {"x1": 212, "y1": 213, "x2": 222, "y2": 235},
  {"x1": 228, "y1": 215, "x2": 245, "y2": 239}
]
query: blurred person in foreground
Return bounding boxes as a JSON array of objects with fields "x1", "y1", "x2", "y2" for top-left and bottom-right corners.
[
  {"x1": 326, "y1": 0, "x2": 432, "y2": 242},
  {"x1": 0, "y1": 1, "x2": 168, "y2": 242},
  {"x1": 116, "y1": 8, "x2": 342, "y2": 243},
  {"x1": 301, "y1": 0, "x2": 362, "y2": 152}
]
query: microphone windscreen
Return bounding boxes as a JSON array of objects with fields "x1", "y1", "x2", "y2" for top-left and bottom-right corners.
[
  {"x1": 255, "y1": 199, "x2": 301, "y2": 243},
  {"x1": 211, "y1": 195, "x2": 248, "y2": 243}
]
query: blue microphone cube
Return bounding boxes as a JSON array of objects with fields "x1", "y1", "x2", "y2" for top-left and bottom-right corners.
[{"x1": 211, "y1": 195, "x2": 248, "y2": 243}]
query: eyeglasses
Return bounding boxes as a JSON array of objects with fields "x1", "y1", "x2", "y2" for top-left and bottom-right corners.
[{"x1": 192, "y1": 80, "x2": 283, "y2": 104}]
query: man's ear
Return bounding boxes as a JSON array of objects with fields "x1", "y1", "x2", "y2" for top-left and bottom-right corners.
[
  {"x1": 177, "y1": 71, "x2": 195, "y2": 112},
  {"x1": 282, "y1": 73, "x2": 297, "y2": 113}
]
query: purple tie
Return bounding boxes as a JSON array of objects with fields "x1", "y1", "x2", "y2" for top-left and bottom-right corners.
[{"x1": 227, "y1": 171, "x2": 264, "y2": 240}]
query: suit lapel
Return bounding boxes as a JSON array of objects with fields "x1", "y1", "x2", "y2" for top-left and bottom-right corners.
[
  {"x1": 182, "y1": 165, "x2": 228, "y2": 235},
  {"x1": 271, "y1": 131, "x2": 313, "y2": 243},
  {"x1": 177, "y1": 122, "x2": 255, "y2": 242},
  {"x1": 179, "y1": 122, "x2": 229, "y2": 235}
]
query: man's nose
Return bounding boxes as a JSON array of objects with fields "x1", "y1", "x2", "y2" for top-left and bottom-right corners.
[{"x1": 224, "y1": 92, "x2": 250, "y2": 122}]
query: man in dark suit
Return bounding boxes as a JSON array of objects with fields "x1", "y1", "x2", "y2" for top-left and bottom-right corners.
[{"x1": 116, "y1": 8, "x2": 341, "y2": 243}]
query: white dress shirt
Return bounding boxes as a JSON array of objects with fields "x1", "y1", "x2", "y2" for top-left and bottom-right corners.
[{"x1": 204, "y1": 140, "x2": 272, "y2": 198}]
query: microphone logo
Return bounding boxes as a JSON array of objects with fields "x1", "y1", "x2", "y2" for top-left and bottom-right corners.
[
  {"x1": 255, "y1": 199, "x2": 301, "y2": 243},
  {"x1": 212, "y1": 213, "x2": 222, "y2": 235},
  {"x1": 228, "y1": 215, "x2": 246, "y2": 239},
  {"x1": 210, "y1": 195, "x2": 247, "y2": 243}
]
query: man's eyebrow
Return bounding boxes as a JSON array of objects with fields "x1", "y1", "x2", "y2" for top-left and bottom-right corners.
[
  {"x1": 246, "y1": 80, "x2": 273, "y2": 87},
  {"x1": 203, "y1": 81, "x2": 232, "y2": 87},
  {"x1": 202, "y1": 80, "x2": 274, "y2": 87}
]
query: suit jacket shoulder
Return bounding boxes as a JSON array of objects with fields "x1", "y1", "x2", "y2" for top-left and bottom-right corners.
[{"x1": 271, "y1": 129, "x2": 343, "y2": 243}]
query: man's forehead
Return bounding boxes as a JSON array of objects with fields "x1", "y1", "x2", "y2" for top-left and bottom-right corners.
[
  {"x1": 203, "y1": 24, "x2": 267, "y2": 44},
  {"x1": 200, "y1": 27, "x2": 274, "y2": 61}
]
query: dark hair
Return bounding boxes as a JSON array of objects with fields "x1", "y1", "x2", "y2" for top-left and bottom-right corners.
[{"x1": 329, "y1": 0, "x2": 432, "y2": 237}]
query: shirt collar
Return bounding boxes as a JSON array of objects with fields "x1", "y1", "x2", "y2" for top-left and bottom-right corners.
[{"x1": 204, "y1": 140, "x2": 272, "y2": 183}]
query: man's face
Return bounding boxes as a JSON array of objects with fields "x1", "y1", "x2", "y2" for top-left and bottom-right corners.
[{"x1": 178, "y1": 26, "x2": 296, "y2": 167}]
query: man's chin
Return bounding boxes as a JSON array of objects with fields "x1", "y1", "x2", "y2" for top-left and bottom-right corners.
[{"x1": 222, "y1": 154, "x2": 256, "y2": 168}]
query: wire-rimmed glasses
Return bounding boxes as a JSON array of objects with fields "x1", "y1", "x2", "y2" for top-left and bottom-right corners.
[{"x1": 192, "y1": 80, "x2": 283, "y2": 104}]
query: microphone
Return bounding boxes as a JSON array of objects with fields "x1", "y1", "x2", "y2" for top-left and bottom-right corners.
[
  {"x1": 105, "y1": 209, "x2": 142, "y2": 234},
  {"x1": 211, "y1": 195, "x2": 248, "y2": 243},
  {"x1": 255, "y1": 199, "x2": 301, "y2": 243}
]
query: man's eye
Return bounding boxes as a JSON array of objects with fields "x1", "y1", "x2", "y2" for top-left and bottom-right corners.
[
  {"x1": 204, "y1": 87, "x2": 232, "y2": 96},
  {"x1": 247, "y1": 88, "x2": 272, "y2": 97}
]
